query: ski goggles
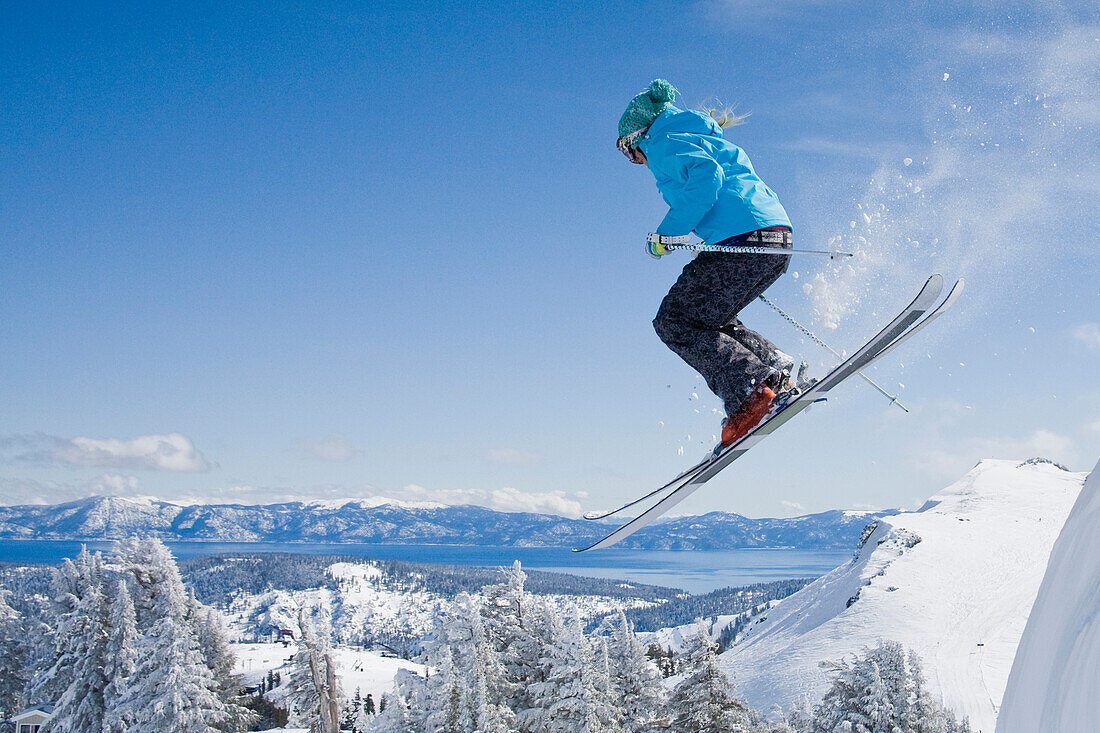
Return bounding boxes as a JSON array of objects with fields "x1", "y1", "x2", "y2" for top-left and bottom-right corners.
[{"x1": 616, "y1": 130, "x2": 646, "y2": 164}]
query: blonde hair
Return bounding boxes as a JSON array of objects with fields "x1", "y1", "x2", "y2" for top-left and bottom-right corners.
[{"x1": 701, "y1": 100, "x2": 750, "y2": 128}]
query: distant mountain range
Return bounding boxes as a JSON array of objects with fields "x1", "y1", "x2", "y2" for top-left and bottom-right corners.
[{"x1": 0, "y1": 496, "x2": 881, "y2": 550}]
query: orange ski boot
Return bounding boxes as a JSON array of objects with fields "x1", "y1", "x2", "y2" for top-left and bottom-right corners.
[{"x1": 720, "y1": 384, "x2": 777, "y2": 448}]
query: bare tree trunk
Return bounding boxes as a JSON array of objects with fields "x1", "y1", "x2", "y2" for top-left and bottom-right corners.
[
  {"x1": 300, "y1": 608, "x2": 341, "y2": 733},
  {"x1": 324, "y1": 653, "x2": 341, "y2": 733}
]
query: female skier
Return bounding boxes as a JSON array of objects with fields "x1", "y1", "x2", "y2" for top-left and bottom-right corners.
[{"x1": 617, "y1": 79, "x2": 796, "y2": 448}]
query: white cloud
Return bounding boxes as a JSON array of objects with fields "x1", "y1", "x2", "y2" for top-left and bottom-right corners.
[
  {"x1": 489, "y1": 487, "x2": 582, "y2": 517},
  {"x1": 485, "y1": 448, "x2": 541, "y2": 467},
  {"x1": 1072, "y1": 323, "x2": 1100, "y2": 350},
  {"x1": 1, "y1": 433, "x2": 209, "y2": 472},
  {"x1": 53, "y1": 433, "x2": 210, "y2": 471},
  {"x1": 780, "y1": 499, "x2": 806, "y2": 513},
  {"x1": 911, "y1": 428, "x2": 1081, "y2": 481},
  {"x1": 396, "y1": 483, "x2": 582, "y2": 517},
  {"x1": 0, "y1": 473, "x2": 142, "y2": 505},
  {"x1": 311, "y1": 434, "x2": 357, "y2": 462}
]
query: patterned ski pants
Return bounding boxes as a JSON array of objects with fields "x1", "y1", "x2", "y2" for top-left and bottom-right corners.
[{"x1": 653, "y1": 233, "x2": 792, "y2": 416}]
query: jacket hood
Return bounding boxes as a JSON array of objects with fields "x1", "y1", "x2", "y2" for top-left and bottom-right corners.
[{"x1": 647, "y1": 108, "x2": 724, "y2": 140}]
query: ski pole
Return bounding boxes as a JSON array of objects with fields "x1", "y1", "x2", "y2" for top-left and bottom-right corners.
[
  {"x1": 758, "y1": 294, "x2": 909, "y2": 413},
  {"x1": 662, "y1": 242, "x2": 854, "y2": 258}
]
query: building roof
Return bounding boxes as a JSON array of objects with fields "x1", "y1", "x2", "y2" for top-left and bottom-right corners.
[{"x1": 13, "y1": 704, "x2": 55, "y2": 720}]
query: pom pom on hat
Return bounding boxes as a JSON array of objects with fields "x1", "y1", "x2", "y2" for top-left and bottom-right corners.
[
  {"x1": 646, "y1": 79, "x2": 676, "y2": 104},
  {"x1": 618, "y1": 79, "x2": 679, "y2": 143}
]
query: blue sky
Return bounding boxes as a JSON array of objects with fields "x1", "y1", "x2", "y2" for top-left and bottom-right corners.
[{"x1": 1, "y1": 0, "x2": 1097, "y2": 517}]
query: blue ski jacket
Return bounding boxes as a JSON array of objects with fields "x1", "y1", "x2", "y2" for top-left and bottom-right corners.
[{"x1": 637, "y1": 107, "x2": 791, "y2": 242}]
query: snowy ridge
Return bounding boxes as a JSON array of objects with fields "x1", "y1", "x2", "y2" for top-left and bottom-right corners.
[
  {"x1": 718, "y1": 458, "x2": 1086, "y2": 731},
  {"x1": 996, "y1": 457, "x2": 1100, "y2": 733}
]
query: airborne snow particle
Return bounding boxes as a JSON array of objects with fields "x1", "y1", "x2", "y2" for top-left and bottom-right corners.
[
  {"x1": 903, "y1": 157, "x2": 913, "y2": 166},
  {"x1": 1029, "y1": 327, "x2": 1036, "y2": 333},
  {"x1": 943, "y1": 72, "x2": 950, "y2": 81}
]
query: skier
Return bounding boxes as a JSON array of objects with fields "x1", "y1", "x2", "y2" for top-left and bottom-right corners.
[{"x1": 617, "y1": 79, "x2": 796, "y2": 448}]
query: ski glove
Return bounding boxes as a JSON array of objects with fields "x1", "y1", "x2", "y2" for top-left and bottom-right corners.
[{"x1": 647, "y1": 233, "x2": 692, "y2": 259}]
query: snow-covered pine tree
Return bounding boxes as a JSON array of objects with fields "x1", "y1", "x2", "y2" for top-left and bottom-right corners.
[
  {"x1": 906, "y1": 649, "x2": 971, "y2": 733},
  {"x1": 480, "y1": 560, "x2": 543, "y2": 714},
  {"x1": 103, "y1": 578, "x2": 139, "y2": 733},
  {"x1": 192, "y1": 599, "x2": 255, "y2": 731},
  {"x1": 346, "y1": 687, "x2": 363, "y2": 730},
  {"x1": 0, "y1": 589, "x2": 27, "y2": 721},
  {"x1": 423, "y1": 591, "x2": 514, "y2": 733},
  {"x1": 606, "y1": 610, "x2": 665, "y2": 731},
  {"x1": 26, "y1": 548, "x2": 99, "y2": 706},
  {"x1": 523, "y1": 607, "x2": 625, "y2": 733},
  {"x1": 468, "y1": 623, "x2": 515, "y2": 733},
  {"x1": 368, "y1": 670, "x2": 426, "y2": 732},
  {"x1": 812, "y1": 641, "x2": 972, "y2": 733},
  {"x1": 354, "y1": 705, "x2": 374, "y2": 732},
  {"x1": 667, "y1": 626, "x2": 754, "y2": 733},
  {"x1": 40, "y1": 548, "x2": 111, "y2": 733},
  {"x1": 111, "y1": 538, "x2": 230, "y2": 733},
  {"x1": 286, "y1": 607, "x2": 343, "y2": 733}
]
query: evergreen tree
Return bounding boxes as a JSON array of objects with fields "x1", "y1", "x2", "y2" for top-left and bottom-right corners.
[
  {"x1": 606, "y1": 610, "x2": 665, "y2": 731},
  {"x1": 368, "y1": 671, "x2": 425, "y2": 732},
  {"x1": 524, "y1": 607, "x2": 625, "y2": 732},
  {"x1": 112, "y1": 539, "x2": 229, "y2": 733},
  {"x1": 667, "y1": 627, "x2": 754, "y2": 733},
  {"x1": 346, "y1": 687, "x2": 362, "y2": 730},
  {"x1": 26, "y1": 548, "x2": 99, "y2": 705},
  {"x1": 424, "y1": 591, "x2": 514, "y2": 733},
  {"x1": 103, "y1": 578, "x2": 139, "y2": 733},
  {"x1": 193, "y1": 600, "x2": 256, "y2": 731},
  {"x1": 480, "y1": 561, "x2": 544, "y2": 714},
  {"x1": 812, "y1": 641, "x2": 972, "y2": 733},
  {"x1": 0, "y1": 589, "x2": 27, "y2": 721},
  {"x1": 41, "y1": 549, "x2": 111, "y2": 733}
]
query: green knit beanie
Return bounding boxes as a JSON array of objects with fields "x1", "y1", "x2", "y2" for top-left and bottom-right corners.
[{"x1": 617, "y1": 79, "x2": 678, "y2": 143}]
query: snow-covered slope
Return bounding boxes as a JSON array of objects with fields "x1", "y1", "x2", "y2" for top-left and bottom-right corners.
[
  {"x1": 996, "y1": 457, "x2": 1100, "y2": 733},
  {"x1": 719, "y1": 458, "x2": 1086, "y2": 731}
]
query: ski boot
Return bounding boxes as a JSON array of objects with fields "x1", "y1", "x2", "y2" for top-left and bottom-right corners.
[{"x1": 719, "y1": 383, "x2": 777, "y2": 449}]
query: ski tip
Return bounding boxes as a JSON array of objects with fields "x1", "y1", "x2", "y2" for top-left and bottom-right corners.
[{"x1": 583, "y1": 511, "x2": 603, "y2": 521}]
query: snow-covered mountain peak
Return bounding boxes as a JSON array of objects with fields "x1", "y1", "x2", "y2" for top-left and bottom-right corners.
[
  {"x1": 719, "y1": 457, "x2": 1087, "y2": 732},
  {"x1": 302, "y1": 496, "x2": 449, "y2": 511}
]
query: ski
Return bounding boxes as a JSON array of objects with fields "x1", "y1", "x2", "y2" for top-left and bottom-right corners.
[
  {"x1": 857, "y1": 277, "x2": 964, "y2": 367},
  {"x1": 575, "y1": 274, "x2": 958, "y2": 552},
  {"x1": 583, "y1": 455, "x2": 713, "y2": 521}
]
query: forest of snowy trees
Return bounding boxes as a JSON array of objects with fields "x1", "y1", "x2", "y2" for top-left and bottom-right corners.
[
  {"x1": 364, "y1": 562, "x2": 973, "y2": 733},
  {"x1": 0, "y1": 539, "x2": 255, "y2": 732},
  {"x1": 0, "y1": 546, "x2": 974, "y2": 733}
]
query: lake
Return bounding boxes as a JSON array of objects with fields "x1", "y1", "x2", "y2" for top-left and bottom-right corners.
[{"x1": 0, "y1": 540, "x2": 851, "y2": 594}]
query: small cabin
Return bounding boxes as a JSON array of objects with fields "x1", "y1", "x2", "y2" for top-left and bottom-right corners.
[{"x1": 12, "y1": 705, "x2": 53, "y2": 733}]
